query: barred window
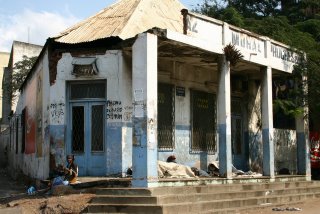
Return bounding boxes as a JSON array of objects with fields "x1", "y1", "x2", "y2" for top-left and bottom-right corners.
[
  {"x1": 158, "y1": 83, "x2": 175, "y2": 150},
  {"x1": 231, "y1": 98, "x2": 243, "y2": 155},
  {"x1": 191, "y1": 90, "x2": 216, "y2": 153},
  {"x1": 273, "y1": 79, "x2": 296, "y2": 130},
  {"x1": 21, "y1": 108, "x2": 26, "y2": 153}
]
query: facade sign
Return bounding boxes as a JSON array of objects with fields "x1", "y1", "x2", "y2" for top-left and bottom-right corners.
[
  {"x1": 271, "y1": 44, "x2": 299, "y2": 63},
  {"x1": 186, "y1": 15, "x2": 223, "y2": 47},
  {"x1": 176, "y1": 86, "x2": 185, "y2": 97},
  {"x1": 231, "y1": 31, "x2": 263, "y2": 54}
]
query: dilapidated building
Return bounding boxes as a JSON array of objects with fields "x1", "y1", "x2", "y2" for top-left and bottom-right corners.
[{"x1": 3, "y1": 0, "x2": 309, "y2": 187}]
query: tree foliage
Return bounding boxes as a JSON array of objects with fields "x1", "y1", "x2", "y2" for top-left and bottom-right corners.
[
  {"x1": 224, "y1": 0, "x2": 281, "y2": 17},
  {"x1": 195, "y1": 0, "x2": 320, "y2": 130},
  {"x1": 12, "y1": 55, "x2": 37, "y2": 91}
]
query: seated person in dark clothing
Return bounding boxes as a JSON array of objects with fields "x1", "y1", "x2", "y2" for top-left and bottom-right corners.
[{"x1": 64, "y1": 154, "x2": 78, "y2": 184}]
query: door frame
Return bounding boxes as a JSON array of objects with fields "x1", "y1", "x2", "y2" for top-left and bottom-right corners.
[
  {"x1": 65, "y1": 80, "x2": 107, "y2": 176},
  {"x1": 231, "y1": 97, "x2": 246, "y2": 170}
]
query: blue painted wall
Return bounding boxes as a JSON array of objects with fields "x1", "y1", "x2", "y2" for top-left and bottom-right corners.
[
  {"x1": 248, "y1": 130, "x2": 263, "y2": 173},
  {"x1": 49, "y1": 125, "x2": 66, "y2": 166},
  {"x1": 106, "y1": 123, "x2": 123, "y2": 175}
]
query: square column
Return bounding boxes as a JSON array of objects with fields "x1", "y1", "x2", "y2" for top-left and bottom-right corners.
[
  {"x1": 261, "y1": 66, "x2": 275, "y2": 178},
  {"x1": 217, "y1": 55, "x2": 232, "y2": 178},
  {"x1": 132, "y1": 33, "x2": 158, "y2": 187},
  {"x1": 296, "y1": 75, "x2": 310, "y2": 176}
]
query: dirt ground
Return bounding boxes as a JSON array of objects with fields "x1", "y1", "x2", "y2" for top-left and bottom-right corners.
[
  {"x1": 0, "y1": 168, "x2": 94, "y2": 214},
  {"x1": 1, "y1": 167, "x2": 320, "y2": 214}
]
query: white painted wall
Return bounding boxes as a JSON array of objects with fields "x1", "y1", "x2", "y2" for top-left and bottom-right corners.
[
  {"x1": 274, "y1": 129, "x2": 297, "y2": 174},
  {"x1": 7, "y1": 48, "x2": 49, "y2": 179},
  {"x1": 158, "y1": 60, "x2": 219, "y2": 168},
  {"x1": 53, "y1": 50, "x2": 131, "y2": 174},
  {"x1": 0, "y1": 52, "x2": 9, "y2": 119},
  {"x1": 170, "y1": 13, "x2": 298, "y2": 74}
]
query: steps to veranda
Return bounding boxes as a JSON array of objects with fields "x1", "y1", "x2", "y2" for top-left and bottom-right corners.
[{"x1": 83, "y1": 177, "x2": 320, "y2": 214}]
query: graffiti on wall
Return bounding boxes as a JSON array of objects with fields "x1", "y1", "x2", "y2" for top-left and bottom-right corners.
[
  {"x1": 106, "y1": 100, "x2": 122, "y2": 121},
  {"x1": 49, "y1": 103, "x2": 65, "y2": 124}
]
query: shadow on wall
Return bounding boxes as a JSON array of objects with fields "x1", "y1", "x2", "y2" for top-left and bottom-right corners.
[
  {"x1": 0, "y1": 128, "x2": 10, "y2": 168},
  {"x1": 274, "y1": 129, "x2": 297, "y2": 174}
]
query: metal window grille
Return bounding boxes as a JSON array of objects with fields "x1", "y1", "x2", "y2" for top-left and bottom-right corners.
[
  {"x1": 272, "y1": 79, "x2": 296, "y2": 130},
  {"x1": 231, "y1": 98, "x2": 243, "y2": 155},
  {"x1": 191, "y1": 90, "x2": 216, "y2": 153},
  {"x1": 21, "y1": 108, "x2": 26, "y2": 153},
  {"x1": 72, "y1": 106, "x2": 85, "y2": 153},
  {"x1": 91, "y1": 105, "x2": 104, "y2": 151},
  {"x1": 70, "y1": 82, "x2": 105, "y2": 100},
  {"x1": 15, "y1": 117, "x2": 19, "y2": 154},
  {"x1": 158, "y1": 83, "x2": 175, "y2": 150}
]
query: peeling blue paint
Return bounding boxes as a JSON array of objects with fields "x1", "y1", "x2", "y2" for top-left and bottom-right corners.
[
  {"x1": 132, "y1": 117, "x2": 158, "y2": 187},
  {"x1": 297, "y1": 132, "x2": 310, "y2": 175},
  {"x1": 49, "y1": 125, "x2": 65, "y2": 166},
  {"x1": 248, "y1": 131, "x2": 263, "y2": 171},
  {"x1": 262, "y1": 128, "x2": 274, "y2": 176},
  {"x1": 106, "y1": 123, "x2": 122, "y2": 175}
]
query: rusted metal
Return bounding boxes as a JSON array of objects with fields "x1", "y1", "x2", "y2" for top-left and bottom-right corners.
[{"x1": 54, "y1": 0, "x2": 185, "y2": 44}]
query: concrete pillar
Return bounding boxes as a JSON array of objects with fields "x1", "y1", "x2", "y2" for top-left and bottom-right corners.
[
  {"x1": 217, "y1": 55, "x2": 232, "y2": 178},
  {"x1": 296, "y1": 75, "x2": 310, "y2": 176},
  {"x1": 132, "y1": 33, "x2": 158, "y2": 187},
  {"x1": 261, "y1": 66, "x2": 275, "y2": 177}
]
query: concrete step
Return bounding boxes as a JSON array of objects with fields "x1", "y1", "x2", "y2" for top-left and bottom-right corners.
[
  {"x1": 203, "y1": 194, "x2": 320, "y2": 214},
  {"x1": 95, "y1": 180, "x2": 320, "y2": 196},
  {"x1": 96, "y1": 188, "x2": 153, "y2": 196},
  {"x1": 85, "y1": 180, "x2": 320, "y2": 213},
  {"x1": 86, "y1": 192, "x2": 320, "y2": 213},
  {"x1": 84, "y1": 204, "x2": 163, "y2": 214},
  {"x1": 91, "y1": 186, "x2": 320, "y2": 205},
  {"x1": 91, "y1": 195, "x2": 159, "y2": 204},
  {"x1": 161, "y1": 192, "x2": 320, "y2": 213}
]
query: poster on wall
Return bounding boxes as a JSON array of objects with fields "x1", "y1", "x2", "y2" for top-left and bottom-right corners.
[
  {"x1": 36, "y1": 72, "x2": 43, "y2": 157},
  {"x1": 25, "y1": 76, "x2": 37, "y2": 154}
]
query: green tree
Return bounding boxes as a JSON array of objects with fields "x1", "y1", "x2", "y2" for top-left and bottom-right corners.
[
  {"x1": 221, "y1": 7, "x2": 244, "y2": 27},
  {"x1": 295, "y1": 19, "x2": 320, "y2": 42},
  {"x1": 195, "y1": 0, "x2": 225, "y2": 19},
  {"x1": 8, "y1": 55, "x2": 37, "y2": 101},
  {"x1": 223, "y1": 0, "x2": 281, "y2": 17},
  {"x1": 195, "y1": 0, "x2": 320, "y2": 130}
]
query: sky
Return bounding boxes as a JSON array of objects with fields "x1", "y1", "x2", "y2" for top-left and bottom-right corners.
[{"x1": 0, "y1": 0, "x2": 203, "y2": 52}]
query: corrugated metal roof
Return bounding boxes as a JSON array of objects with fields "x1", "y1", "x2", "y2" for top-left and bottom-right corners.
[{"x1": 54, "y1": 0, "x2": 185, "y2": 44}]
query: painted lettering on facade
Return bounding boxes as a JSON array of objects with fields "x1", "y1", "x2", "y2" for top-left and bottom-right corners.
[
  {"x1": 106, "y1": 100, "x2": 122, "y2": 120},
  {"x1": 271, "y1": 44, "x2": 299, "y2": 63},
  {"x1": 49, "y1": 103, "x2": 65, "y2": 124},
  {"x1": 231, "y1": 31, "x2": 262, "y2": 53}
]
